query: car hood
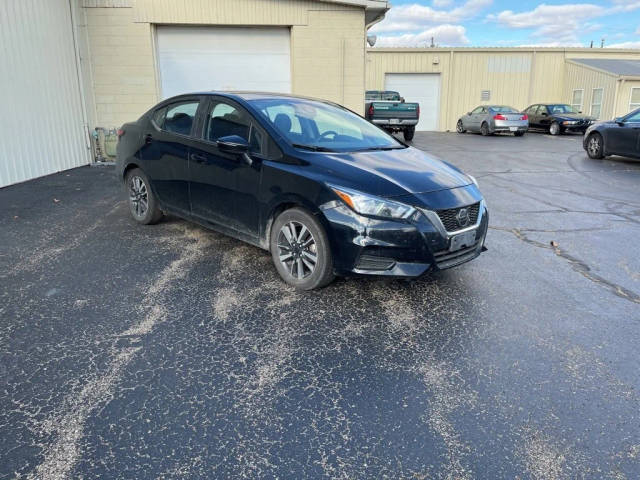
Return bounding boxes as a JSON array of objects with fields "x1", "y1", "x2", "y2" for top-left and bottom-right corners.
[
  {"x1": 307, "y1": 146, "x2": 472, "y2": 197},
  {"x1": 552, "y1": 113, "x2": 594, "y2": 121}
]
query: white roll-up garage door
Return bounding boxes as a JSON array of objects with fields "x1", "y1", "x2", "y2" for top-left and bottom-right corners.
[
  {"x1": 385, "y1": 73, "x2": 441, "y2": 131},
  {"x1": 0, "y1": 0, "x2": 89, "y2": 188},
  {"x1": 156, "y1": 26, "x2": 291, "y2": 99}
]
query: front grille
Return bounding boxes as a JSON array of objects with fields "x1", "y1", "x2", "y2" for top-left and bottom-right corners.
[
  {"x1": 434, "y1": 242, "x2": 480, "y2": 270},
  {"x1": 356, "y1": 255, "x2": 396, "y2": 271},
  {"x1": 436, "y1": 203, "x2": 480, "y2": 232}
]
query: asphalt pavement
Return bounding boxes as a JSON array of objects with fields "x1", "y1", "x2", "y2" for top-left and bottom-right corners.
[{"x1": 1, "y1": 132, "x2": 639, "y2": 479}]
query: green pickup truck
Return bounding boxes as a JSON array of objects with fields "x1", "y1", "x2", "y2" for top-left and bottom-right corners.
[{"x1": 365, "y1": 90, "x2": 420, "y2": 141}]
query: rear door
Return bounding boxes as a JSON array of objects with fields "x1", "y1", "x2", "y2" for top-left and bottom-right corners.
[
  {"x1": 538, "y1": 105, "x2": 552, "y2": 129},
  {"x1": 524, "y1": 105, "x2": 539, "y2": 128},
  {"x1": 141, "y1": 97, "x2": 203, "y2": 214}
]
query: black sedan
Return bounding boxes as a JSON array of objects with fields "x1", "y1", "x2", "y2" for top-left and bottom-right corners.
[
  {"x1": 523, "y1": 103, "x2": 595, "y2": 135},
  {"x1": 116, "y1": 92, "x2": 488, "y2": 289},
  {"x1": 583, "y1": 108, "x2": 640, "y2": 159}
]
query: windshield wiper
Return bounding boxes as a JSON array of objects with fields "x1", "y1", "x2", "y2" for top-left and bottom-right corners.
[
  {"x1": 292, "y1": 143, "x2": 335, "y2": 152},
  {"x1": 354, "y1": 145, "x2": 405, "y2": 152}
]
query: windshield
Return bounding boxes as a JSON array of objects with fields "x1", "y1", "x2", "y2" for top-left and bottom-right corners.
[
  {"x1": 490, "y1": 106, "x2": 518, "y2": 113},
  {"x1": 249, "y1": 98, "x2": 405, "y2": 152},
  {"x1": 547, "y1": 104, "x2": 578, "y2": 114}
]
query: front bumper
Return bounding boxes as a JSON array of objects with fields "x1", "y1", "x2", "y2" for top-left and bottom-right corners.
[{"x1": 321, "y1": 199, "x2": 489, "y2": 278}]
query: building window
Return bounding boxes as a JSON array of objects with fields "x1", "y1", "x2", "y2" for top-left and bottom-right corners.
[
  {"x1": 590, "y1": 88, "x2": 603, "y2": 119},
  {"x1": 630, "y1": 88, "x2": 640, "y2": 112},
  {"x1": 571, "y1": 89, "x2": 584, "y2": 112}
]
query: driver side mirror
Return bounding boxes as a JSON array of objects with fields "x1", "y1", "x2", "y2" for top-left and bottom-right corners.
[
  {"x1": 217, "y1": 135, "x2": 249, "y2": 154},
  {"x1": 614, "y1": 117, "x2": 625, "y2": 125}
]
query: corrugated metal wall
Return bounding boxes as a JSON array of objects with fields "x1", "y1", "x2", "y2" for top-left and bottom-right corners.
[
  {"x1": 564, "y1": 62, "x2": 617, "y2": 120},
  {"x1": 0, "y1": 0, "x2": 89, "y2": 188}
]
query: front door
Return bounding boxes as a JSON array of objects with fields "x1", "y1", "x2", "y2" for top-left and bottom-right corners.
[
  {"x1": 141, "y1": 98, "x2": 202, "y2": 214},
  {"x1": 189, "y1": 98, "x2": 265, "y2": 237},
  {"x1": 607, "y1": 110, "x2": 640, "y2": 156}
]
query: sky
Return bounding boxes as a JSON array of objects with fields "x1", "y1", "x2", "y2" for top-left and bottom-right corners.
[{"x1": 370, "y1": 0, "x2": 640, "y2": 48}]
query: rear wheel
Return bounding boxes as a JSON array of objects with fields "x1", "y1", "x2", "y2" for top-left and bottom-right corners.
[
  {"x1": 480, "y1": 122, "x2": 490, "y2": 136},
  {"x1": 549, "y1": 121, "x2": 561, "y2": 136},
  {"x1": 403, "y1": 126, "x2": 415, "y2": 141},
  {"x1": 125, "y1": 168, "x2": 163, "y2": 225},
  {"x1": 456, "y1": 120, "x2": 466, "y2": 133},
  {"x1": 586, "y1": 132, "x2": 605, "y2": 159},
  {"x1": 270, "y1": 208, "x2": 334, "y2": 290}
]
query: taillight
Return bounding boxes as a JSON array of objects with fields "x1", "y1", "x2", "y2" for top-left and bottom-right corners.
[
  {"x1": 521, "y1": 114, "x2": 528, "y2": 120},
  {"x1": 493, "y1": 114, "x2": 507, "y2": 120},
  {"x1": 367, "y1": 104, "x2": 374, "y2": 117},
  {"x1": 117, "y1": 128, "x2": 125, "y2": 138},
  {"x1": 416, "y1": 105, "x2": 420, "y2": 118}
]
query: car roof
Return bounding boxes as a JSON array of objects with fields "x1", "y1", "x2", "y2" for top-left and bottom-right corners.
[{"x1": 169, "y1": 91, "x2": 336, "y2": 104}]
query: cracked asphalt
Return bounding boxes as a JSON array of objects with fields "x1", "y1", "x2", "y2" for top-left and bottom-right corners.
[{"x1": 1, "y1": 132, "x2": 639, "y2": 479}]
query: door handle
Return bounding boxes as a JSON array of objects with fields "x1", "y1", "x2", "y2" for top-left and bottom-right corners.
[
  {"x1": 144, "y1": 134, "x2": 153, "y2": 144},
  {"x1": 190, "y1": 153, "x2": 207, "y2": 164}
]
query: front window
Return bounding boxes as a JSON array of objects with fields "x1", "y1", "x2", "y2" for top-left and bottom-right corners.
[
  {"x1": 547, "y1": 104, "x2": 578, "y2": 115},
  {"x1": 250, "y1": 98, "x2": 405, "y2": 152},
  {"x1": 205, "y1": 101, "x2": 263, "y2": 154},
  {"x1": 624, "y1": 108, "x2": 640, "y2": 123}
]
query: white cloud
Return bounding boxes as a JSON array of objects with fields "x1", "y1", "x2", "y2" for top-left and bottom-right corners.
[
  {"x1": 371, "y1": 0, "x2": 492, "y2": 34},
  {"x1": 375, "y1": 24, "x2": 469, "y2": 47},
  {"x1": 487, "y1": 3, "x2": 606, "y2": 44},
  {"x1": 432, "y1": 0, "x2": 453, "y2": 7},
  {"x1": 611, "y1": 0, "x2": 640, "y2": 12},
  {"x1": 606, "y1": 41, "x2": 640, "y2": 49}
]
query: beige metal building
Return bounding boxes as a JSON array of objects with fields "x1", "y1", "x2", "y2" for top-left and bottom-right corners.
[
  {"x1": 367, "y1": 48, "x2": 640, "y2": 132},
  {"x1": 3, "y1": 0, "x2": 640, "y2": 188}
]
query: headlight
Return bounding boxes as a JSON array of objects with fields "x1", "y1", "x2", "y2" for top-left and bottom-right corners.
[
  {"x1": 562, "y1": 120, "x2": 578, "y2": 125},
  {"x1": 329, "y1": 185, "x2": 416, "y2": 219},
  {"x1": 468, "y1": 175, "x2": 479, "y2": 187}
]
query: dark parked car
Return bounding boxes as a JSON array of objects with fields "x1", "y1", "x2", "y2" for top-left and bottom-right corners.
[
  {"x1": 365, "y1": 90, "x2": 419, "y2": 141},
  {"x1": 583, "y1": 108, "x2": 640, "y2": 159},
  {"x1": 116, "y1": 92, "x2": 487, "y2": 289},
  {"x1": 523, "y1": 103, "x2": 595, "y2": 135}
]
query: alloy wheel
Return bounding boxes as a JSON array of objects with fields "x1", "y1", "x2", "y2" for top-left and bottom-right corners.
[
  {"x1": 277, "y1": 221, "x2": 317, "y2": 280},
  {"x1": 456, "y1": 120, "x2": 464, "y2": 133},
  {"x1": 129, "y1": 175, "x2": 149, "y2": 219},
  {"x1": 550, "y1": 122, "x2": 560, "y2": 135},
  {"x1": 588, "y1": 136, "x2": 601, "y2": 157}
]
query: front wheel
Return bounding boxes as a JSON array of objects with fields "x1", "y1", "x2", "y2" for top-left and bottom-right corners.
[
  {"x1": 125, "y1": 168, "x2": 163, "y2": 225},
  {"x1": 586, "y1": 133, "x2": 605, "y2": 159},
  {"x1": 549, "y1": 122, "x2": 561, "y2": 136},
  {"x1": 270, "y1": 208, "x2": 335, "y2": 290},
  {"x1": 403, "y1": 126, "x2": 415, "y2": 141},
  {"x1": 456, "y1": 120, "x2": 466, "y2": 133}
]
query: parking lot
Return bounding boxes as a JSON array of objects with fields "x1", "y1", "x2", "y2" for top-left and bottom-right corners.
[{"x1": 1, "y1": 132, "x2": 639, "y2": 479}]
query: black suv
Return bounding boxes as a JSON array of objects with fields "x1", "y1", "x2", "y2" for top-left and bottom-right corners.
[{"x1": 523, "y1": 104, "x2": 595, "y2": 135}]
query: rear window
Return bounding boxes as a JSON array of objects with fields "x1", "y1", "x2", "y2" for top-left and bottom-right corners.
[{"x1": 490, "y1": 106, "x2": 518, "y2": 113}]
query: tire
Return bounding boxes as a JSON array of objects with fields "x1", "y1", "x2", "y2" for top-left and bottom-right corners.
[
  {"x1": 456, "y1": 120, "x2": 466, "y2": 133},
  {"x1": 270, "y1": 207, "x2": 335, "y2": 290},
  {"x1": 480, "y1": 122, "x2": 490, "y2": 136},
  {"x1": 586, "y1": 132, "x2": 605, "y2": 159},
  {"x1": 125, "y1": 168, "x2": 163, "y2": 225},
  {"x1": 403, "y1": 126, "x2": 415, "y2": 141},
  {"x1": 549, "y1": 122, "x2": 561, "y2": 136},
  {"x1": 514, "y1": 131, "x2": 525, "y2": 137}
]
